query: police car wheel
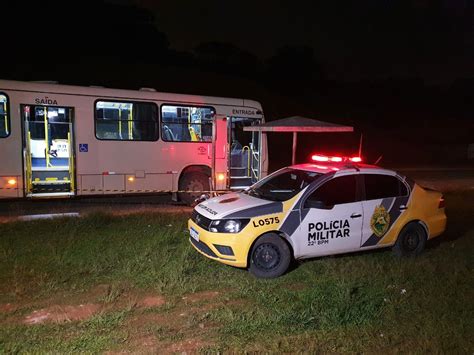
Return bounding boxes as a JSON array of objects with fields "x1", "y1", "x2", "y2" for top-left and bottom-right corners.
[
  {"x1": 179, "y1": 172, "x2": 210, "y2": 205},
  {"x1": 392, "y1": 222, "x2": 427, "y2": 257},
  {"x1": 249, "y1": 234, "x2": 291, "y2": 279}
]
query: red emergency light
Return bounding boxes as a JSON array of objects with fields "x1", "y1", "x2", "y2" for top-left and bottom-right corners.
[{"x1": 311, "y1": 154, "x2": 362, "y2": 163}]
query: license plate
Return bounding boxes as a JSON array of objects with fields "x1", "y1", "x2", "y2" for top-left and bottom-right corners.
[{"x1": 190, "y1": 227, "x2": 199, "y2": 242}]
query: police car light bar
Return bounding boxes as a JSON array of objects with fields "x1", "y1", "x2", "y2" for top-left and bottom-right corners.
[{"x1": 311, "y1": 154, "x2": 362, "y2": 163}]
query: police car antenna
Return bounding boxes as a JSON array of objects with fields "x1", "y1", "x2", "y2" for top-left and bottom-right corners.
[
  {"x1": 374, "y1": 155, "x2": 383, "y2": 165},
  {"x1": 343, "y1": 163, "x2": 360, "y2": 171}
]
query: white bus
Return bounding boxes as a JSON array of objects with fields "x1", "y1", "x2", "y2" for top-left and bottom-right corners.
[{"x1": 0, "y1": 80, "x2": 268, "y2": 203}]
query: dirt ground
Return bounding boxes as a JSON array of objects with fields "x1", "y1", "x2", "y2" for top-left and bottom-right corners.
[{"x1": 1, "y1": 285, "x2": 232, "y2": 353}]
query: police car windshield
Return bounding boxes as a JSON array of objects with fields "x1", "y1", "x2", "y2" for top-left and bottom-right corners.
[{"x1": 245, "y1": 168, "x2": 322, "y2": 201}]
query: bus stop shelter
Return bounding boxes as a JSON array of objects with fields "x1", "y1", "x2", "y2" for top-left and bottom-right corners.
[{"x1": 244, "y1": 116, "x2": 354, "y2": 165}]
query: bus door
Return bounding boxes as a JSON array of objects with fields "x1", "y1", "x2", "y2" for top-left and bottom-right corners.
[
  {"x1": 22, "y1": 105, "x2": 75, "y2": 197},
  {"x1": 228, "y1": 117, "x2": 261, "y2": 189}
]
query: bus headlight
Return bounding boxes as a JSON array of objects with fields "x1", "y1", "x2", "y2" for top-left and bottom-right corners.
[{"x1": 209, "y1": 219, "x2": 250, "y2": 233}]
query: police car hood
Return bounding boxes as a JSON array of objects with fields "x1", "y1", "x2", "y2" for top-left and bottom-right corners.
[{"x1": 194, "y1": 192, "x2": 284, "y2": 220}]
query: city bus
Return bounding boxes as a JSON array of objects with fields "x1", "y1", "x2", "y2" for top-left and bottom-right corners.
[{"x1": 0, "y1": 80, "x2": 268, "y2": 203}]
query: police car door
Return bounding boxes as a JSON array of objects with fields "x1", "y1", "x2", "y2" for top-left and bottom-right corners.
[
  {"x1": 298, "y1": 173, "x2": 363, "y2": 258},
  {"x1": 359, "y1": 173, "x2": 411, "y2": 248}
]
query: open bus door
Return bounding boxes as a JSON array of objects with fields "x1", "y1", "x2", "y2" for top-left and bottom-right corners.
[
  {"x1": 228, "y1": 117, "x2": 261, "y2": 189},
  {"x1": 210, "y1": 115, "x2": 227, "y2": 192},
  {"x1": 22, "y1": 105, "x2": 75, "y2": 197}
]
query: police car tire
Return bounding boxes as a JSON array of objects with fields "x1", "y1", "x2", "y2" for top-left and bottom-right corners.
[
  {"x1": 392, "y1": 222, "x2": 427, "y2": 257},
  {"x1": 249, "y1": 234, "x2": 291, "y2": 279},
  {"x1": 179, "y1": 172, "x2": 210, "y2": 205}
]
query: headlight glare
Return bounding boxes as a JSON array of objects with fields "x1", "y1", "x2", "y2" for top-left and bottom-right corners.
[
  {"x1": 224, "y1": 220, "x2": 241, "y2": 233},
  {"x1": 210, "y1": 220, "x2": 220, "y2": 233}
]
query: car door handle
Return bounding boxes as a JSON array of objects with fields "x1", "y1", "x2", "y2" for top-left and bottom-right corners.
[
  {"x1": 399, "y1": 205, "x2": 408, "y2": 211},
  {"x1": 350, "y1": 213, "x2": 362, "y2": 218}
]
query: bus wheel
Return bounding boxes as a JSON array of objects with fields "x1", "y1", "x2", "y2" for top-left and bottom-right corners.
[
  {"x1": 392, "y1": 222, "x2": 427, "y2": 257},
  {"x1": 179, "y1": 172, "x2": 210, "y2": 205},
  {"x1": 249, "y1": 233, "x2": 291, "y2": 279}
]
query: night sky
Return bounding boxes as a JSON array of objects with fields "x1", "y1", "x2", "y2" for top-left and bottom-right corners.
[
  {"x1": 139, "y1": 0, "x2": 473, "y2": 83},
  {"x1": 3, "y1": 0, "x2": 472, "y2": 84}
]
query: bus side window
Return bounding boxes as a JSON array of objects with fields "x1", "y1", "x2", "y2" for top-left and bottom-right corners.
[
  {"x1": 161, "y1": 105, "x2": 214, "y2": 142},
  {"x1": 0, "y1": 93, "x2": 10, "y2": 138},
  {"x1": 95, "y1": 100, "x2": 158, "y2": 141}
]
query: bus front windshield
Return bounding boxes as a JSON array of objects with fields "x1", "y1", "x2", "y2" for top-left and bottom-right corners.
[{"x1": 244, "y1": 168, "x2": 322, "y2": 202}]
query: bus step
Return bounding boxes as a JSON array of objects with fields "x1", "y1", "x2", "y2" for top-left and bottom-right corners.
[
  {"x1": 31, "y1": 166, "x2": 69, "y2": 171},
  {"x1": 32, "y1": 180, "x2": 71, "y2": 185},
  {"x1": 31, "y1": 182, "x2": 71, "y2": 194},
  {"x1": 230, "y1": 168, "x2": 249, "y2": 177},
  {"x1": 28, "y1": 192, "x2": 75, "y2": 198},
  {"x1": 32, "y1": 170, "x2": 70, "y2": 181},
  {"x1": 230, "y1": 177, "x2": 252, "y2": 187}
]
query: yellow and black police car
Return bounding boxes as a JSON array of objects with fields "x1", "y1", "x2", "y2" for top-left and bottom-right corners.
[{"x1": 188, "y1": 155, "x2": 447, "y2": 278}]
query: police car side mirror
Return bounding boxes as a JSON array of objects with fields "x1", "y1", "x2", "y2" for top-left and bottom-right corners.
[{"x1": 193, "y1": 194, "x2": 210, "y2": 206}]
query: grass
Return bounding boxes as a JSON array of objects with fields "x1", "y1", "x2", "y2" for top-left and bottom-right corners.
[{"x1": 0, "y1": 191, "x2": 473, "y2": 353}]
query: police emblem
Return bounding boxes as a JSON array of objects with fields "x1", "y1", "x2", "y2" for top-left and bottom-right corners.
[{"x1": 370, "y1": 205, "x2": 390, "y2": 237}]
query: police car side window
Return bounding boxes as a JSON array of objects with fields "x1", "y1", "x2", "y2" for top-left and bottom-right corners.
[
  {"x1": 304, "y1": 175, "x2": 357, "y2": 209},
  {"x1": 364, "y1": 174, "x2": 408, "y2": 200}
]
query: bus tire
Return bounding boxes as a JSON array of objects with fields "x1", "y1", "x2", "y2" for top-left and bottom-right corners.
[
  {"x1": 178, "y1": 172, "x2": 210, "y2": 205},
  {"x1": 249, "y1": 233, "x2": 291, "y2": 279},
  {"x1": 392, "y1": 222, "x2": 427, "y2": 257}
]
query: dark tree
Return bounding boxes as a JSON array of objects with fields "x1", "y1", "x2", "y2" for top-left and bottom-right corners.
[
  {"x1": 265, "y1": 45, "x2": 326, "y2": 93},
  {"x1": 2, "y1": 1, "x2": 170, "y2": 85},
  {"x1": 194, "y1": 41, "x2": 262, "y2": 78}
]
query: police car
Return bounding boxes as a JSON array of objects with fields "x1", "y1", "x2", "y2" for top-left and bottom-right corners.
[{"x1": 188, "y1": 154, "x2": 447, "y2": 278}]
